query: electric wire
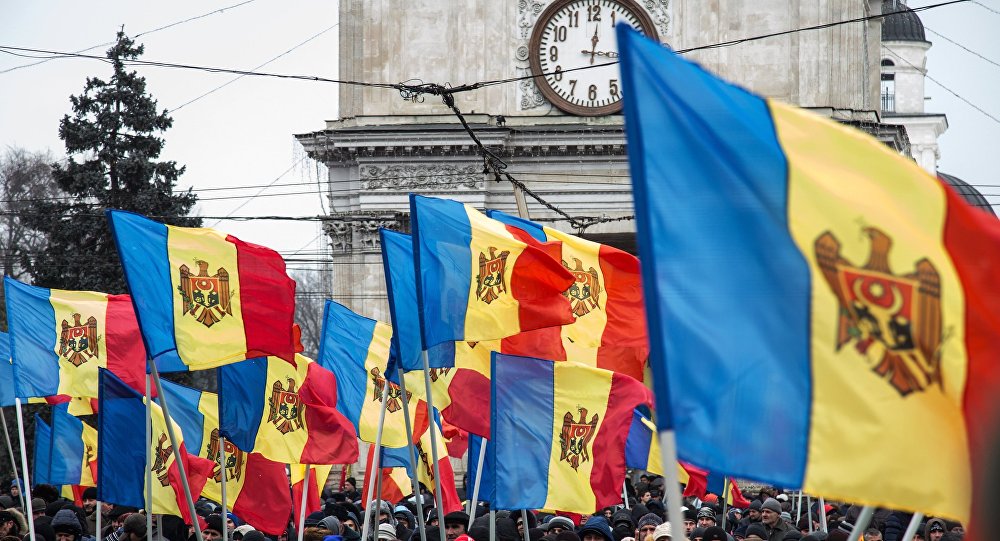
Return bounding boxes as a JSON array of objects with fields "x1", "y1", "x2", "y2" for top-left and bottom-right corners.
[
  {"x1": 973, "y1": 0, "x2": 1000, "y2": 15},
  {"x1": 923, "y1": 26, "x2": 1000, "y2": 70}
]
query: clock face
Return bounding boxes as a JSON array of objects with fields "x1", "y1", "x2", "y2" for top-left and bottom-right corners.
[{"x1": 529, "y1": 0, "x2": 659, "y2": 116}]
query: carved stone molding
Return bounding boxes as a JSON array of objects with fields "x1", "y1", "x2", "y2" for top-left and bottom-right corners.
[
  {"x1": 516, "y1": 0, "x2": 549, "y2": 110},
  {"x1": 322, "y1": 212, "x2": 410, "y2": 255},
  {"x1": 323, "y1": 220, "x2": 352, "y2": 254},
  {"x1": 362, "y1": 164, "x2": 481, "y2": 191},
  {"x1": 643, "y1": 0, "x2": 670, "y2": 42}
]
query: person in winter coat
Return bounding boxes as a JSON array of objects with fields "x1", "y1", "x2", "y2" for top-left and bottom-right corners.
[
  {"x1": 759, "y1": 498, "x2": 791, "y2": 541},
  {"x1": 610, "y1": 510, "x2": 635, "y2": 541},
  {"x1": 51, "y1": 509, "x2": 85, "y2": 541}
]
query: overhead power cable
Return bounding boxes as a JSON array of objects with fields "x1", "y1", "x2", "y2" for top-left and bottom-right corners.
[
  {"x1": 0, "y1": 0, "x2": 259, "y2": 75},
  {"x1": 923, "y1": 26, "x2": 1000, "y2": 70},
  {"x1": 972, "y1": 0, "x2": 1000, "y2": 15}
]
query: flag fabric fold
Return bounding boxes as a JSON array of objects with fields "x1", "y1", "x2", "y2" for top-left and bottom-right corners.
[
  {"x1": 624, "y1": 410, "x2": 707, "y2": 498},
  {"x1": 5, "y1": 277, "x2": 147, "y2": 399},
  {"x1": 49, "y1": 403, "x2": 98, "y2": 488},
  {"x1": 97, "y1": 369, "x2": 213, "y2": 523},
  {"x1": 488, "y1": 353, "x2": 652, "y2": 513},
  {"x1": 409, "y1": 194, "x2": 575, "y2": 350},
  {"x1": 318, "y1": 300, "x2": 417, "y2": 448},
  {"x1": 107, "y1": 210, "x2": 297, "y2": 372},
  {"x1": 487, "y1": 211, "x2": 648, "y2": 381},
  {"x1": 33, "y1": 414, "x2": 52, "y2": 486},
  {"x1": 159, "y1": 379, "x2": 291, "y2": 534},
  {"x1": 618, "y1": 25, "x2": 1000, "y2": 526},
  {"x1": 706, "y1": 474, "x2": 751, "y2": 509},
  {"x1": 361, "y1": 445, "x2": 412, "y2": 506},
  {"x1": 218, "y1": 355, "x2": 358, "y2": 465},
  {"x1": 291, "y1": 465, "x2": 333, "y2": 519}
]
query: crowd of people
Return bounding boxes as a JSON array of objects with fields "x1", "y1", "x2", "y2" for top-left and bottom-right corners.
[{"x1": 0, "y1": 475, "x2": 967, "y2": 541}]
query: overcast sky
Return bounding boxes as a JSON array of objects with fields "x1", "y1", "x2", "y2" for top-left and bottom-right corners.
[{"x1": 1, "y1": 0, "x2": 998, "y2": 264}]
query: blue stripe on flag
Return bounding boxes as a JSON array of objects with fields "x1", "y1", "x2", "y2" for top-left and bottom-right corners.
[
  {"x1": 5, "y1": 277, "x2": 59, "y2": 398},
  {"x1": 0, "y1": 331, "x2": 14, "y2": 407},
  {"x1": 218, "y1": 358, "x2": 267, "y2": 453},
  {"x1": 33, "y1": 414, "x2": 52, "y2": 485},
  {"x1": 160, "y1": 379, "x2": 208, "y2": 455},
  {"x1": 50, "y1": 403, "x2": 85, "y2": 485},
  {"x1": 625, "y1": 410, "x2": 652, "y2": 471},
  {"x1": 97, "y1": 369, "x2": 146, "y2": 508},
  {"x1": 485, "y1": 210, "x2": 548, "y2": 243},
  {"x1": 319, "y1": 300, "x2": 377, "y2": 429}
]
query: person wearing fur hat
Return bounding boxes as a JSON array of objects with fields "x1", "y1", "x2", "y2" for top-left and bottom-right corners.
[
  {"x1": 51, "y1": 509, "x2": 84, "y2": 541},
  {"x1": 578, "y1": 517, "x2": 613, "y2": 541},
  {"x1": 634, "y1": 513, "x2": 661, "y2": 541},
  {"x1": 759, "y1": 498, "x2": 790, "y2": 541}
]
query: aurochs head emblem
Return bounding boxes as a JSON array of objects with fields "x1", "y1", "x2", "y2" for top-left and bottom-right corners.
[
  {"x1": 563, "y1": 257, "x2": 602, "y2": 318},
  {"x1": 59, "y1": 313, "x2": 99, "y2": 367},
  {"x1": 559, "y1": 407, "x2": 599, "y2": 471},
  {"x1": 178, "y1": 260, "x2": 232, "y2": 328},
  {"x1": 476, "y1": 247, "x2": 510, "y2": 304},
  {"x1": 267, "y1": 378, "x2": 304, "y2": 434},
  {"x1": 815, "y1": 228, "x2": 944, "y2": 396}
]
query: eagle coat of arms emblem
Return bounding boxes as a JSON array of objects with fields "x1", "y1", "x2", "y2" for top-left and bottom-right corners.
[
  {"x1": 59, "y1": 313, "x2": 99, "y2": 367},
  {"x1": 476, "y1": 247, "x2": 510, "y2": 304},
  {"x1": 369, "y1": 367, "x2": 411, "y2": 413},
  {"x1": 267, "y1": 378, "x2": 305, "y2": 434},
  {"x1": 559, "y1": 407, "x2": 599, "y2": 471},
  {"x1": 151, "y1": 433, "x2": 173, "y2": 487},
  {"x1": 178, "y1": 260, "x2": 232, "y2": 328},
  {"x1": 815, "y1": 228, "x2": 943, "y2": 396},
  {"x1": 206, "y1": 428, "x2": 245, "y2": 482},
  {"x1": 563, "y1": 257, "x2": 602, "y2": 318}
]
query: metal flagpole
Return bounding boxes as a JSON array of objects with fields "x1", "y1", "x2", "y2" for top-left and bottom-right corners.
[
  {"x1": 0, "y1": 407, "x2": 25, "y2": 512},
  {"x1": 145, "y1": 374, "x2": 154, "y2": 541},
  {"x1": 376, "y1": 463, "x2": 383, "y2": 513},
  {"x1": 900, "y1": 512, "x2": 924, "y2": 541},
  {"x1": 96, "y1": 502, "x2": 102, "y2": 541},
  {"x1": 846, "y1": 505, "x2": 875, "y2": 541},
  {"x1": 148, "y1": 364, "x2": 204, "y2": 541},
  {"x1": 721, "y1": 479, "x2": 730, "y2": 530},
  {"x1": 13, "y1": 399, "x2": 36, "y2": 541},
  {"x1": 361, "y1": 383, "x2": 392, "y2": 541},
  {"x1": 296, "y1": 465, "x2": 311, "y2": 541},
  {"x1": 396, "y1": 369, "x2": 427, "y2": 541},
  {"x1": 466, "y1": 442, "x2": 486, "y2": 530},
  {"x1": 795, "y1": 490, "x2": 802, "y2": 525},
  {"x1": 654, "y1": 430, "x2": 684, "y2": 541},
  {"x1": 519, "y1": 510, "x2": 530, "y2": 541},
  {"x1": 220, "y1": 434, "x2": 229, "y2": 541},
  {"x1": 488, "y1": 510, "x2": 495, "y2": 541},
  {"x1": 806, "y1": 496, "x2": 813, "y2": 533},
  {"x1": 818, "y1": 497, "x2": 828, "y2": 533},
  {"x1": 420, "y1": 350, "x2": 448, "y2": 541},
  {"x1": 622, "y1": 481, "x2": 629, "y2": 510}
]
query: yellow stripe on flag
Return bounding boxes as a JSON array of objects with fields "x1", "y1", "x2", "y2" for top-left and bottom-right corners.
[
  {"x1": 249, "y1": 357, "x2": 312, "y2": 462},
  {"x1": 463, "y1": 207, "x2": 528, "y2": 340},
  {"x1": 359, "y1": 321, "x2": 410, "y2": 448},
  {"x1": 148, "y1": 401, "x2": 186, "y2": 517},
  {"x1": 80, "y1": 422, "x2": 98, "y2": 487},
  {"x1": 50, "y1": 291, "x2": 109, "y2": 398},
  {"x1": 543, "y1": 227, "x2": 610, "y2": 359},
  {"x1": 167, "y1": 225, "x2": 247, "y2": 369}
]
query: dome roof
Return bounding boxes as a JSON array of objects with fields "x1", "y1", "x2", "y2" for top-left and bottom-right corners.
[
  {"x1": 883, "y1": 1, "x2": 927, "y2": 42},
  {"x1": 939, "y1": 171, "x2": 995, "y2": 216}
]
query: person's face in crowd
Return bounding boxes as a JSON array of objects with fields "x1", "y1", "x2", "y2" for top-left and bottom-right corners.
[
  {"x1": 516, "y1": 518, "x2": 526, "y2": 536},
  {"x1": 396, "y1": 516, "x2": 410, "y2": 530},
  {"x1": 428, "y1": 518, "x2": 439, "y2": 527},
  {"x1": 928, "y1": 530, "x2": 944, "y2": 541},
  {"x1": 203, "y1": 528, "x2": 223, "y2": 541},
  {"x1": 446, "y1": 521, "x2": 466, "y2": 541},
  {"x1": 650, "y1": 492, "x2": 661, "y2": 502},
  {"x1": 227, "y1": 518, "x2": 235, "y2": 531},
  {"x1": 10, "y1": 486, "x2": 19, "y2": 499},
  {"x1": 866, "y1": 533, "x2": 882, "y2": 541},
  {"x1": 748, "y1": 509, "x2": 760, "y2": 521},
  {"x1": 744, "y1": 534, "x2": 764, "y2": 541},
  {"x1": 697, "y1": 517, "x2": 714, "y2": 528},
  {"x1": 950, "y1": 525, "x2": 964, "y2": 534},
  {"x1": 55, "y1": 532, "x2": 75, "y2": 541},
  {"x1": 603, "y1": 510, "x2": 613, "y2": 520},
  {"x1": 34, "y1": 508, "x2": 46, "y2": 518},
  {"x1": 637, "y1": 524, "x2": 656, "y2": 540},
  {"x1": 760, "y1": 509, "x2": 779, "y2": 527},
  {"x1": 102, "y1": 504, "x2": 114, "y2": 517},
  {"x1": 548, "y1": 524, "x2": 568, "y2": 536},
  {"x1": 683, "y1": 520, "x2": 695, "y2": 535},
  {"x1": 579, "y1": 515, "x2": 591, "y2": 525},
  {"x1": 83, "y1": 498, "x2": 97, "y2": 514},
  {"x1": 0, "y1": 519, "x2": 14, "y2": 537},
  {"x1": 343, "y1": 519, "x2": 358, "y2": 532},
  {"x1": 582, "y1": 534, "x2": 604, "y2": 541},
  {"x1": 380, "y1": 512, "x2": 391, "y2": 525},
  {"x1": 114, "y1": 514, "x2": 131, "y2": 528},
  {"x1": 690, "y1": 532, "x2": 704, "y2": 541},
  {"x1": 640, "y1": 492, "x2": 651, "y2": 504}
]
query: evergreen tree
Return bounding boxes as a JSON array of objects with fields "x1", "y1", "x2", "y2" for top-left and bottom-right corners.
[{"x1": 24, "y1": 31, "x2": 199, "y2": 294}]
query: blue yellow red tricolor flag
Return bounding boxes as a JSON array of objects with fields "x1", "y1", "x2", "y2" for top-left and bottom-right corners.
[
  {"x1": 706, "y1": 473, "x2": 751, "y2": 509},
  {"x1": 33, "y1": 414, "x2": 52, "y2": 485},
  {"x1": 487, "y1": 211, "x2": 648, "y2": 381},
  {"x1": 97, "y1": 369, "x2": 214, "y2": 523},
  {"x1": 624, "y1": 410, "x2": 707, "y2": 498},
  {"x1": 318, "y1": 300, "x2": 423, "y2": 448},
  {"x1": 409, "y1": 195, "x2": 575, "y2": 350},
  {"x1": 291, "y1": 464, "x2": 333, "y2": 519},
  {"x1": 618, "y1": 25, "x2": 1000, "y2": 527},
  {"x1": 159, "y1": 379, "x2": 291, "y2": 534},
  {"x1": 5, "y1": 277, "x2": 148, "y2": 399},
  {"x1": 107, "y1": 210, "x2": 298, "y2": 372},
  {"x1": 218, "y1": 355, "x2": 359, "y2": 465},
  {"x1": 488, "y1": 353, "x2": 652, "y2": 513},
  {"x1": 49, "y1": 403, "x2": 98, "y2": 488},
  {"x1": 361, "y1": 445, "x2": 412, "y2": 506}
]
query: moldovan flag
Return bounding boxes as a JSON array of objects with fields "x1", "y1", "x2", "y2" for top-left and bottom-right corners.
[
  {"x1": 107, "y1": 210, "x2": 297, "y2": 372},
  {"x1": 488, "y1": 353, "x2": 652, "y2": 513},
  {"x1": 159, "y1": 379, "x2": 291, "y2": 534},
  {"x1": 291, "y1": 465, "x2": 333, "y2": 518},
  {"x1": 618, "y1": 26, "x2": 1000, "y2": 527},
  {"x1": 487, "y1": 211, "x2": 648, "y2": 381},
  {"x1": 318, "y1": 300, "x2": 417, "y2": 448},
  {"x1": 5, "y1": 277, "x2": 147, "y2": 399},
  {"x1": 97, "y1": 370, "x2": 213, "y2": 523},
  {"x1": 409, "y1": 194, "x2": 574, "y2": 350},
  {"x1": 219, "y1": 355, "x2": 359, "y2": 465},
  {"x1": 49, "y1": 403, "x2": 98, "y2": 488},
  {"x1": 33, "y1": 414, "x2": 52, "y2": 485},
  {"x1": 361, "y1": 445, "x2": 412, "y2": 505},
  {"x1": 381, "y1": 229, "x2": 492, "y2": 437},
  {"x1": 706, "y1": 473, "x2": 751, "y2": 509},
  {"x1": 624, "y1": 410, "x2": 707, "y2": 498}
]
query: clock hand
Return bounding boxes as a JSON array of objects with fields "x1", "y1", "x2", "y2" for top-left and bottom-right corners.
[
  {"x1": 580, "y1": 50, "x2": 619, "y2": 58},
  {"x1": 589, "y1": 24, "x2": 600, "y2": 65}
]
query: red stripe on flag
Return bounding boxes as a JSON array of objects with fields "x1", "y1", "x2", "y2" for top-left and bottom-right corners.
[
  {"x1": 166, "y1": 444, "x2": 214, "y2": 524},
  {"x1": 589, "y1": 373, "x2": 653, "y2": 510},
  {"x1": 227, "y1": 235, "x2": 297, "y2": 363},
  {"x1": 504, "y1": 228, "x2": 574, "y2": 333},
  {"x1": 299, "y1": 362, "x2": 339, "y2": 408},
  {"x1": 105, "y1": 295, "x2": 150, "y2": 395},
  {"x1": 681, "y1": 462, "x2": 708, "y2": 498},
  {"x1": 441, "y1": 368, "x2": 491, "y2": 438},
  {"x1": 502, "y1": 327, "x2": 566, "y2": 361},
  {"x1": 232, "y1": 454, "x2": 291, "y2": 535},
  {"x1": 596, "y1": 245, "x2": 648, "y2": 350},
  {"x1": 361, "y1": 447, "x2": 408, "y2": 505},
  {"x1": 595, "y1": 345, "x2": 647, "y2": 382},
  {"x1": 942, "y1": 185, "x2": 1000, "y2": 541},
  {"x1": 300, "y1": 403, "x2": 359, "y2": 465}
]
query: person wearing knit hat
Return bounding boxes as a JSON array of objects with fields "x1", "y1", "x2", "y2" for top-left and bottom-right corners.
[
  {"x1": 51, "y1": 508, "x2": 83, "y2": 541},
  {"x1": 696, "y1": 507, "x2": 717, "y2": 529},
  {"x1": 760, "y1": 498, "x2": 792, "y2": 540},
  {"x1": 577, "y1": 516, "x2": 614, "y2": 541},
  {"x1": 689, "y1": 527, "x2": 706, "y2": 541},
  {"x1": 31, "y1": 498, "x2": 47, "y2": 518},
  {"x1": 744, "y1": 523, "x2": 768, "y2": 541},
  {"x1": 634, "y1": 513, "x2": 662, "y2": 541},
  {"x1": 203, "y1": 514, "x2": 225, "y2": 541},
  {"x1": 244, "y1": 532, "x2": 267, "y2": 541},
  {"x1": 376, "y1": 523, "x2": 397, "y2": 541},
  {"x1": 233, "y1": 524, "x2": 256, "y2": 540},
  {"x1": 544, "y1": 517, "x2": 574, "y2": 536},
  {"x1": 652, "y1": 522, "x2": 671, "y2": 541},
  {"x1": 701, "y1": 526, "x2": 727, "y2": 541}
]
